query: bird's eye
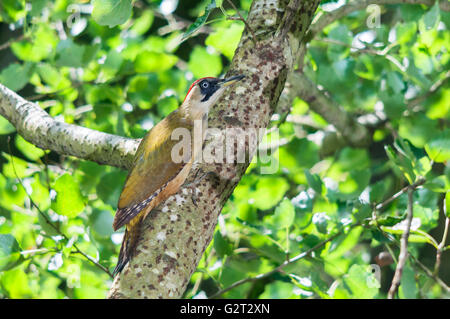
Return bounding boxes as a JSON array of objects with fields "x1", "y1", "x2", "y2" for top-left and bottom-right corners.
[{"x1": 201, "y1": 81, "x2": 209, "y2": 89}]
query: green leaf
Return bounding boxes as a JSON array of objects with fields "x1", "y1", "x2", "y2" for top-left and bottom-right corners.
[
  {"x1": 51, "y1": 174, "x2": 85, "y2": 218},
  {"x1": 182, "y1": 0, "x2": 216, "y2": 41},
  {"x1": 205, "y1": 22, "x2": 244, "y2": 60},
  {"x1": 0, "y1": 234, "x2": 24, "y2": 271},
  {"x1": 304, "y1": 169, "x2": 324, "y2": 195},
  {"x1": 399, "y1": 264, "x2": 417, "y2": 298},
  {"x1": 0, "y1": 62, "x2": 32, "y2": 91},
  {"x1": 249, "y1": 177, "x2": 289, "y2": 210},
  {"x1": 386, "y1": 71, "x2": 405, "y2": 94},
  {"x1": 425, "y1": 130, "x2": 450, "y2": 163},
  {"x1": 260, "y1": 281, "x2": 295, "y2": 298},
  {"x1": 103, "y1": 50, "x2": 124, "y2": 79},
  {"x1": 396, "y1": 22, "x2": 417, "y2": 44},
  {"x1": 2, "y1": 153, "x2": 29, "y2": 178},
  {"x1": 279, "y1": 138, "x2": 319, "y2": 178},
  {"x1": 90, "y1": 209, "x2": 114, "y2": 237},
  {"x1": 327, "y1": 25, "x2": 352, "y2": 60},
  {"x1": 31, "y1": 174, "x2": 50, "y2": 210},
  {"x1": 130, "y1": 10, "x2": 154, "y2": 36},
  {"x1": 134, "y1": 51, "x2": 178, "y2": 73},
  {"x1": 421, "y1": 2, "x2": 440, "y2": 31},
  {"x1": 188, "y1": 46, "x2": 222, "y2": 78},
  {"x1": 37, "y1": 211, "x2": 60, "y2": 237},
  {"x1": 414, "y1": 156, "x2": 431, "y2": 177},
  {"x1": 92, "y1": 0, "x2": 132, "y2": 27},
  {"x1": 424, "y1": 175, "x2": 449, "y2": 193},
  {"x1": 270, "y1": 198, "x2": 295, "y2": 229},
  {"x1": 15, "y1": 135, "x2": 45, "y2": 161},
  {"x1": 413, "y1": 203, "x2": 438, "y2": 230},
  {"x1": 399, "y1": 114, "x2": 439, "y2": 149},
  {"x1": 377, "y1": 215, "x2": 405, "y2": 227},
  {"x1": 338, "y1": 148, "x2": 370, "y2": 171},
  {"x1": 96, "y1": 171, "x2": 126, "y2": 207},
  {"x1": 11, "y1": 24, "x2": 58, "y2": 62},
  {"x1": 213, "y1": 231, "x2": 233, "y2": 258},
  {"x1": 385, "y1": 145, "x2": 416, "y2": 184},
  {"x1": 0, "y1": 115, "x2": 15, "y2": 134},
  {"x1": 157, "y1": 96, "x2": 179, "y2": 117},
  {"x1": 327, "y1": 227, "x2": 363, "y2": 260},
  {"x1": 55, "y1": 39, "x2": 85, "y2": 68},
  {"x1": 0, "y1": 0, "x2": 26, "y2": 23},
  {"x1": 343, "y1": 264, "x2": 379, "y2": 299}
]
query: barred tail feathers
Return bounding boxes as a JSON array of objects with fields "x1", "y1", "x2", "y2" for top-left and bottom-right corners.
[{"x1": 112, "y1": 224, "x2": 141, "y2": 276}]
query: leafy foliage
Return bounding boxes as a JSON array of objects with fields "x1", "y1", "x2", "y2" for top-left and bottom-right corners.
[{"x1": 0, "y1": 0, "x2": 449, "y2": 299}]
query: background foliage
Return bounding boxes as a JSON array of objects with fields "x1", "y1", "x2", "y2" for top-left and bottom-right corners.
[{"x1": 0, "y1": 0, "x2": 449, "y2": 298}]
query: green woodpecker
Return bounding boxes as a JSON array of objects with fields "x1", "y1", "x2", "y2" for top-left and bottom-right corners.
[{"x1": 112, "y1": 74, "x2": 245, "y2": 276}]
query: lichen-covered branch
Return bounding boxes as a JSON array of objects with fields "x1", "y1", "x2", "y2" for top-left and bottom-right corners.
[
  {"x1": 107, "y1": 0, "x2": 321, "y2": 299},
  {"x1": 0, "y1": 84, "x2": 139, "y2": 170}
]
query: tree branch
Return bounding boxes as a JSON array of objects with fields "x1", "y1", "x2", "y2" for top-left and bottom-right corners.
[
  {"x1": 0, "y1": 84, "x2": 139, "y2": 170},
  {"x1": 387, "y1": 186, "x2": 414, "y2": 299},
  {"x1": 434, "y1": 196, "x2": 450, "y2": 276}
]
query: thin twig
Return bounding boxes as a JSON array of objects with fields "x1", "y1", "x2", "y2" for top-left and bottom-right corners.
[
  {"x1": 312, "y1": 38, "x2": 405, "y2": 72},
  {"x1": 409, "y1": 253, "x2": 450, "y2": 293},
  {"x1": 6, "y1": 138, "x2": 113, "y2": 278},
  {"x1": 406, "y1": 70, "x2": 450, "y2": 111},
  {"x1": 375, "y1": 177, "x2": 426, "y2": 212},
  {"x1": 379, "y1": 227, "x2": 450, "y2": 293},
  {"x1": 387, "y1": 187, "x2": 414, "y2": 299},
  {"x1": 225, "y1": 0, "x2": 257, "y2": 44},
  {"x1": 0, "y1": 34, "x2": 26, "y2": 51},
  {"x1": 434, "y1": 196, "x2": 450, "y2": 276}
]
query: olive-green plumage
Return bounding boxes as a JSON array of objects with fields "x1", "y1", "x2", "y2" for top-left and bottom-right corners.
[{"x1": 112, "y1": 75, "x2": 244, "y2": 276}]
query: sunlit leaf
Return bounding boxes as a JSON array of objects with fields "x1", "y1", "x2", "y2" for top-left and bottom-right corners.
[
  {"x1": 134, "y1": 51, "x2": 178, "y2": 73},
  {"x1": 92, "y1": 0, "x2": 132, "y2": 27},
  {"x1": 270, "y1": 198, "x2": 295, "y2": 229},
  {"x1": 15, "y1": 135, "x2": 45, "y2": 161},
  {"x1": 0, "y1": 234, "x2": 24, "y2": 271},
  {"x1": 51, "y1": 174, "x2": 85, "y2": 218},
  {"x1": 342, "y1": 264, "x2": 379, "y2": 299},
  {"x1": 425, "y1": 130, "x2": 450, "y2": 163},
  {"x1": 0, "y1": 62, "x2": 32, "y2": 91},
  {"x1": 182, "y1": 0, "x2": 216, "y2": 41},
  {"x1": 213, "y1": 231, "x2": 233, "y2": 257},
  {"x1": 188, "y1": 46, "x2": 222, "y2": 78}
]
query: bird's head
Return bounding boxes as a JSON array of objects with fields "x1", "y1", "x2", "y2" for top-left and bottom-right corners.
[{"x1": 181, "y1": 75, "x2": 245, "y2": 119}]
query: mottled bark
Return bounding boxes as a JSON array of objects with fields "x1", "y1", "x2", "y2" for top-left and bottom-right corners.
[{"x1": 107, "y1": 0, "x2": 321, "y2": 298}]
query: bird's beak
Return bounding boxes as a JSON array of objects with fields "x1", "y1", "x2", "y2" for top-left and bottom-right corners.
[{"x1": 219, "y1": 74, "x2": 245, "y2": 88}]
